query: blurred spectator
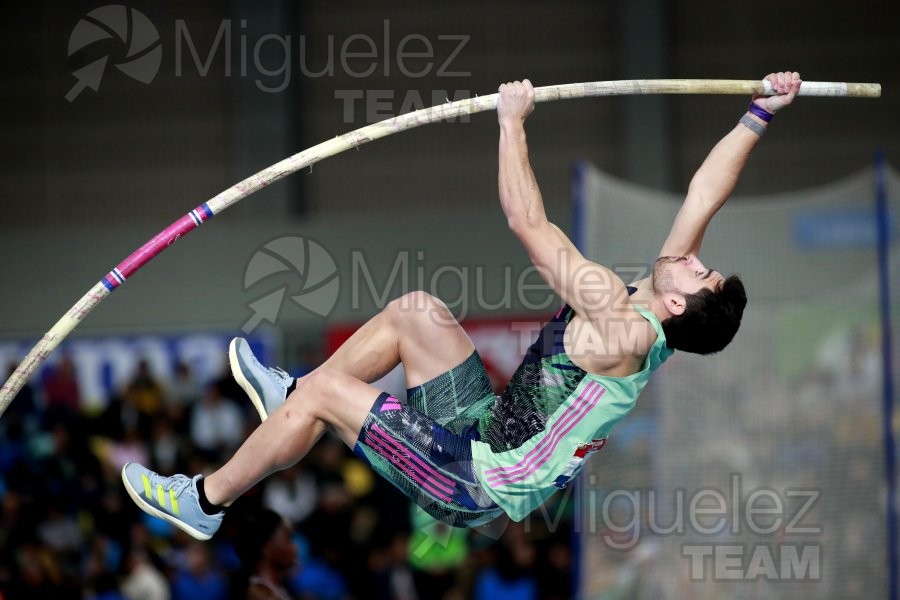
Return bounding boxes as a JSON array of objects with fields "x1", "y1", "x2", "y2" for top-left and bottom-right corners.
[
  {"x1": 93, "y1": 390, "x2": 139, "y2": 441},
  {"x1": 126, "y1": 360, "x2": 165, "y2": 436},
  {"x1": 36, "y1": 504, "x2": 83, "y2": 557},
  {"x1": 230, "y1": 505, "x2": 298, "y2": 600},
  {"x1": 106, "y1": 426, "x2": 151, "y2": 473},
  {"x1": 170, "y1": 542, "x2": 228, "y2": 600},
  {"x1": 407, "y1": 506, "x2": 468, "y2": 599},
  {"x1": 149, "y1": 416, "x2": 188, "y2": 474},
  {"x1": 368, "y1": 532, "x2": 418, "y2": 600},
  {"x1": 92, "y1": 489, "x2": 134, "y2": 546},
  {"x1": 167, "y1": 361, "x2": 202, "y2": 429},
  {"x1": 43, "y1": 354, "x2": 81, "y2": 420},
  {"x1": 121, "y1": 548, "x2": 170, "y2": 600},
  {"x1": 38, "y1": 422, "x2": 103, "y2": 513},
  {"x1": 536, "y1": 540, "x2": 573, "y2": 600},
  {"x1": 190, "y1": 386, "x2": 244, "y2": 462},
  {"x1": 4, "y1": 362, "x2": 39, "y2": 436},
  {"x1": 12, "y1": 540, "x2": 72, "y2": 598},
  {"x1": 472, "y1": 536, "x2": 538, "y2": 600},
  {"x1": 0, "y1": 392, "x2": 33, "y2": 486},
  {"x1": 300, "y1": 482, "x2": 355, "y2": 578},
  {"x1": 82, "y1": 534, "x2": 124, "y2": 600},
  {"x1": 288, "y1": 539, "x2": 348, "y2": 600},
  {"x1": 262, "y1": 466, "x2": 318, "y2": 526},
  {"x1": 0, "y1": 492, "x2": 38, "y2": 596}
]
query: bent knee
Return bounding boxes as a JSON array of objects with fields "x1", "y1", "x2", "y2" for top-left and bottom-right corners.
[
  {"x1": 389, "y1": 291, "x2": 446, "y2": 312},
  {"x1": 295, "y1": 367, "x2": 344, "y2": 399},
  {"x1": 385, "y1": 291, "x2": 455, "y2": 326}
]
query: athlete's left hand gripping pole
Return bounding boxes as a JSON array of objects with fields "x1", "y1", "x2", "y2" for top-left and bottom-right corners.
[{"x1": 0, "y1": 78, "x2": 880, "y2": 415}]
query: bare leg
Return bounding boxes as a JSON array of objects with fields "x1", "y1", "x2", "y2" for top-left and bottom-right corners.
[
  {"x1": 321, "y1": 291, "x2": 475, "y2": 387},
  {"x1": 203, "y1": 367, "x2": 381, "y2": 506},
  {"x1": 205, "y1": 292, "x2": 477, "y2": 506}
]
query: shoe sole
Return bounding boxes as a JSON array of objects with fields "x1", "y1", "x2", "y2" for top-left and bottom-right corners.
[
  {"x1": 120, "y1": 467, "x2": 213, "y2": 541},
  {"x1": 229, "y1": 338, "x2": 269, "y2": 422}
]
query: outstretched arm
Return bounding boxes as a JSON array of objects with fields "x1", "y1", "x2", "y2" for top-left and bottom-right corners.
[
  {"x1": 659, "y1": 71, "x2": 802, "y2": 258},
  {"x1": 498, "y1": 80, "x2": 633, "y2": 320}
]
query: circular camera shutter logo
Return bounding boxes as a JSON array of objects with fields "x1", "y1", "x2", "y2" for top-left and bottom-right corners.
[
  {"x1": 66, "y1": 5, "x2": 162, "y2": 102},
  {"x1": 242, "y1": 236, "x2": 340, "y2": 333}
]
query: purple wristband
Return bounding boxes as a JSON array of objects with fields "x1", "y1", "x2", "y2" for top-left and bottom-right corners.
[{"x1": 747, "y1": 101, "x2": 773, "y2": 123}]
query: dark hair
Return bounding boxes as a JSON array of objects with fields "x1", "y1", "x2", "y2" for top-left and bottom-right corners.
[
  {"x1": 224, "y1": 505, "x2": 287, "y2": 600},
  {"x1": 232, "y1": 506, "x2": 283, "y2": 568},
  {"x1": 661, "y1": 274, "x2": 747, "y2": 355}
]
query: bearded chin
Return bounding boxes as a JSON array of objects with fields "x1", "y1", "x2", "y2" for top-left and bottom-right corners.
[
  {"x1": 652, "y1": 274, "x2": 669, "y2": 294},
  {"x1": 652, "y1": 258, "x2": 674, "y2": 294}
]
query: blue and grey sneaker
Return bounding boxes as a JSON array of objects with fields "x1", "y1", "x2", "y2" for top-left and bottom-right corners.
[
  {"x1": 121, "y1": 463, "x2": 223, "y2": 541},
  {"x1": 229, "y1": 337, "x2": 293, "y2": 421}
]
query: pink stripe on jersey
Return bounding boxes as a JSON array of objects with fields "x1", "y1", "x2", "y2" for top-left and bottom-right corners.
[
  {"x1": 485, "y1": 382, "x2": 602, "y2": 479},
  {"x1": 485, "y1": 382, "x2": 605, "y2": 487},
  {"x1": 485, "y1": 383, "x2": 603, "y2": 486},
  {"x1": 485, "y1": 398, "x2": 596, "y2": 487},
  {"x1": 371, "y1": 424, "x2": 455, "y2": 488}
]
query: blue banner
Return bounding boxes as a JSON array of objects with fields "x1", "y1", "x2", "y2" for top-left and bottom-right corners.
[
  {"x1": 0, "y1": 331, "x2": 277, "y2": 411},
  {"x1": 793, "y1": 208, "x2": 897, "y2": 248}
]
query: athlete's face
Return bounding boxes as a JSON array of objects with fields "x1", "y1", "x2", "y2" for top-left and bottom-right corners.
[{"x1": 653, "y1": 255, "x2": 724, "y2": 306}]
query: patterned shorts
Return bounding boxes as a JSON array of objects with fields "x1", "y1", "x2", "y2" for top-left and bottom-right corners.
[{"x1": 352, "y1": 351, "x2": 504, "y2": 527}]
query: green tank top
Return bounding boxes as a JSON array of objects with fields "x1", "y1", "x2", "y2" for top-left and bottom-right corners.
[{"x1": 471, "y1": 303, "x2": 674, "y2": 521}]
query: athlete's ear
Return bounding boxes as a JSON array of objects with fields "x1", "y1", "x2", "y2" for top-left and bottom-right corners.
[{"x1": 663, "y1": 292, "x2": 686, "y2": 317}]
